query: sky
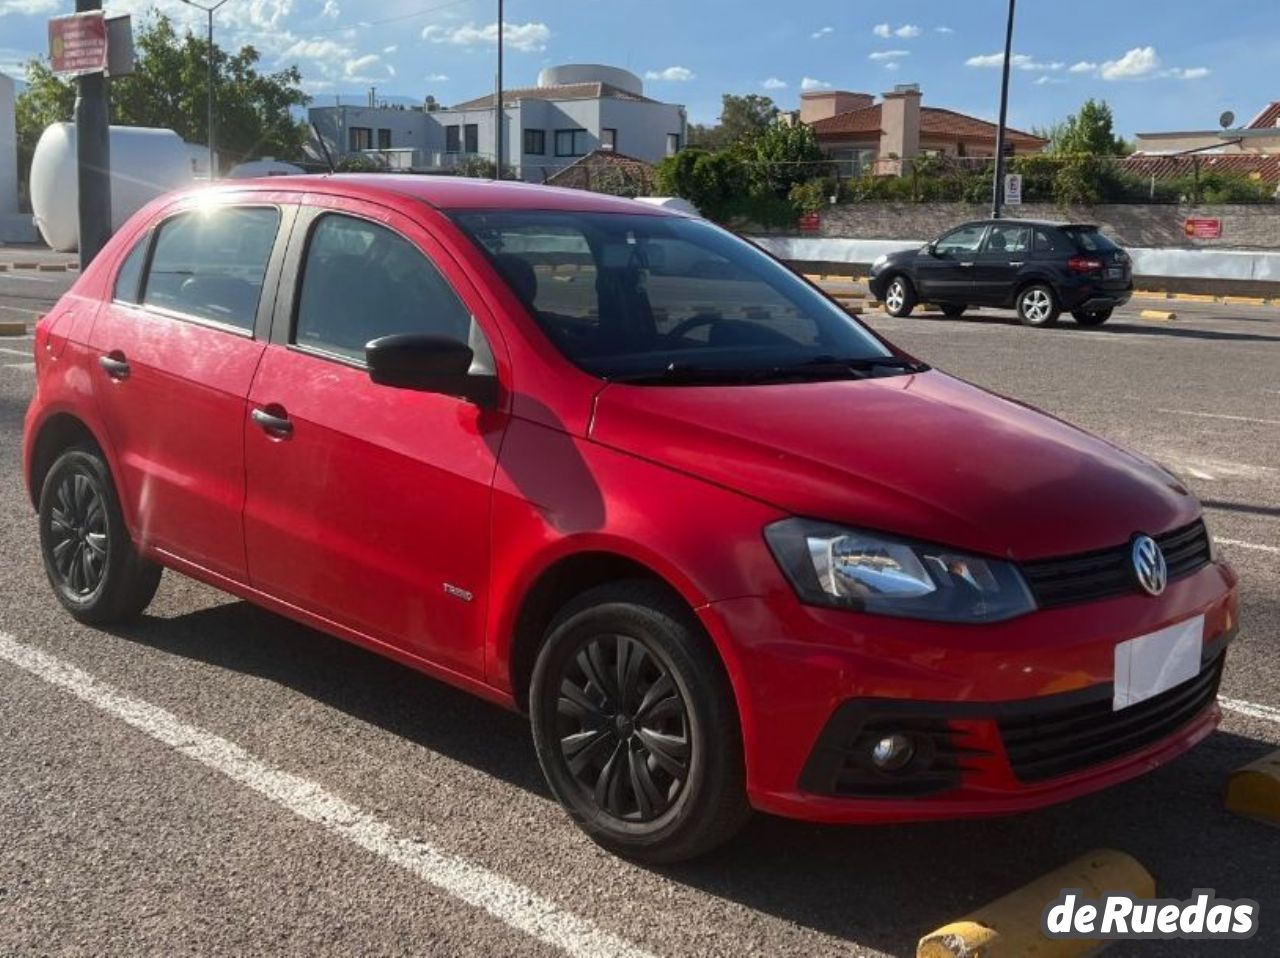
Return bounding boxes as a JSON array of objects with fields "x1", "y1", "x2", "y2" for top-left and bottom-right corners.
[{"x1": 1, "y1": 0, "x2": 1276, "y2": 137}]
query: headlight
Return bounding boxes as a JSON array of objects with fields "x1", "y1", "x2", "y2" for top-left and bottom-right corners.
[{"x1": 764, "y1": 519, "x2": 1037, "y2": 623}]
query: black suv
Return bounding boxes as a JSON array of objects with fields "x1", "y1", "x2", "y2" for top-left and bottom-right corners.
[{"x1": 868, "y1": 220, "x2": 1133, "y2": 327}]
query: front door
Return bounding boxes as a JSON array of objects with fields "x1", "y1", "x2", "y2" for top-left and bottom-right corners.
[
  {"x1": 88, "y1": 201, "x2": 290, "y2": 579},
  {"x1": 972, "y1": 223, "x2": 1031, "y2": 305},
  {"x1": 241, "y1": 204, "x2": 508, "y2": 679},
  {"x1": 915, "y1": 223, "x2": 987, "y2": 303}
]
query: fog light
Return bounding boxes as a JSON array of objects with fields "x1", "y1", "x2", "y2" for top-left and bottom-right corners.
[{"x1": 871, "y1": 733, "x2": 915, "y2": 771}]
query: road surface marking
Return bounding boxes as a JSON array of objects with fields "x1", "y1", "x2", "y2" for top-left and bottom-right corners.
[
  {"x1": 1157, "y1": 408, "x2": 1280, "y2": 426},
  {"x1": 0, "y1": 346, "x2": 32, "y2": 357},
  {"x1": 0, "y1": 304, "x2": 44, "y2": 317},
  {"x1": 1221, "y1": 697, "x2": 1280, "y2": 726},
  {"x1": 0, "y1": 632, "x2": 656, "y2": 958},
  {"x1": 1217, "y1": 538, "x2": 1280, "y2": 555},
  {"x1": 4, "y1": 362, "x2": 34, "y2": 371}
]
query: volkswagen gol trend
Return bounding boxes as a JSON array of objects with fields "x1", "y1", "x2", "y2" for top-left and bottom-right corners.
[{"x1": 24, "y1": 177, "x2": 1237, "y2": 863}]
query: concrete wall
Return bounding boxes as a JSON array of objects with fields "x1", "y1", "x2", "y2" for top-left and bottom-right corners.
[{"x1": 811, "y1": 202, "x2": 1280, "y2": 251}]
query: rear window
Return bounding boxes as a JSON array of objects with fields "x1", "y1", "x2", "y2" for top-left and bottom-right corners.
[{"x1": 1064, "y1": 228, "x2": 1120, "y2": 253}]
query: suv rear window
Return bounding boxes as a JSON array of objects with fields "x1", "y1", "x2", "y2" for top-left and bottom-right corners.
[{"x1": 1063, "y1": 228, "x2": 1120, "y2": 253}]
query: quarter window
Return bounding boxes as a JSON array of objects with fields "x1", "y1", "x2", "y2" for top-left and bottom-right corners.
[
  {"x1": 142, "y1": 206, "x2": 281, "y2": 331},
  {"x1": 113, "y1": 234, "x2": 150, "y2": 303},
  {"x1": 293, "y1": 214, "x2": 473, "y2": 363}
]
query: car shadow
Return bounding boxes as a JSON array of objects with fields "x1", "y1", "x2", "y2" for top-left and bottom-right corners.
[{"x1": 108, "y1": 598, "x2": 1280, "y2": 957}]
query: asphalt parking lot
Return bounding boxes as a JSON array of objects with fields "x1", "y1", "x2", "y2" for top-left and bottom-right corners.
[{"x1": 0, "y1": 263, "x2": 1277, "y2": 956}]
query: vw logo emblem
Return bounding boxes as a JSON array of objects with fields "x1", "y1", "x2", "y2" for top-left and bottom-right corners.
[{"x1": 1131, "y1": 535, "x2": 1168, "y2": 596}]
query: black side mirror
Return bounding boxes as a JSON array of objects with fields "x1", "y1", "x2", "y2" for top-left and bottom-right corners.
[
  {"x1": 365, "y1": 334, "x2": 497, "y2": 406},
  {"x1": 925, "y1": 243, "x2": 938, "y2": 257}
]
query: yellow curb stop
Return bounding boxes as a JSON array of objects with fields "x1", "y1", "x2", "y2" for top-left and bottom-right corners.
[
  {"x1": 842, "y1": 305, "x2": 864, "y2": 315},
  {"x1": 1226, "y1": 749, "x2": 1280, "y2": 826},
  {"x1": 0, "y1": 321, "x2": 28, "y2": 337},
  {"x1": 1140, "y1": 309, "x2": 1177, "y2": 322},
  {"x1": 13, "y1": 261, "x2": 39, "y2": 270},
  {"x1": 37, "y1": 263, "x2": 67, "y2": 272},
  {"x1": 1223, "y1": 295, "x2": 1268, "y2": 306},
  {"x1": 916, "y1": 849, "x2": 1155, "y2": 958}
]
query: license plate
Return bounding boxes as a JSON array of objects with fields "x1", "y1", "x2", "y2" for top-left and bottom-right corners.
[
  {"x1": 1106, "y1": 266, "x2": 1123, "y2": 279},
  {"x1": 1113, "y1": 615, "x2": 1204, "y2": 711}
]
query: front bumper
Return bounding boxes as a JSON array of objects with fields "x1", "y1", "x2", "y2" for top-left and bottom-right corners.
[{"x1": 697, "y1": 561, "x2": 1238, "y2": 824}]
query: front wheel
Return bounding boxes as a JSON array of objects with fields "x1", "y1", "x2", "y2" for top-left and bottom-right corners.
[
  {"x1": 1072, "y1": 308, "x2": 1113, "y2": 326},
  {"x1": 529, "y1": 581, "x2": 750, "y2": 864},
  {"x1": 1016, "y1": 284, "x2": 1060, "y2": 327},
  {"x1": 883, "y1": 276, "x2": 917, "y2": 317}
]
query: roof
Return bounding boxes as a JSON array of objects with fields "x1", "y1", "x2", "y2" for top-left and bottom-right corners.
[
  {"x1": 545, "y1": 149, "x2": 657, "y2": 189},
  {"x1": 1123, "y1": 153, "x2": 1280, "y2": 184},
  {"x1": 451, "y1": 82, "x2": 658, "y2": 111},
  {"x1": 809, "y1": 104, "x2": 1047, "y2": 148},
  {"x1": 212, "y1": 173, "x2": 673, "y2": 214},
  {"x1": 1246, "y1": 101, "x2": 1280, "y2": 131}
]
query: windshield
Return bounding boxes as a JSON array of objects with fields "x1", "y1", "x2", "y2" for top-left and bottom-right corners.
[{"x1": 450, "y1": 210, "x2": 896, "y2": 382}]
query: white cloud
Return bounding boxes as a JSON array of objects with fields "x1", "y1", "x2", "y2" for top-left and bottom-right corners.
[
  {"x1": 645, "y1": 66, "x2": 695, "y2": 82},
  {"x1": 872, "y1": 23, "x2": 891, "y2": 38},
  {"x1": 422, "y1": 21, "x2": 551, "y2": 53},
  {"x1": 1170, "y1": 66, "x2": 1210, "y2": 80},
  {"x1": 936, "y1": 26, "x2": 954, "y2": 34},
  {"x1": 966, "y1": 52, "x2": 1063, "y2": 71},
  {"x1": 761, "y1": 77, "x2": 788, "y2": 90},
  {"x1": 895, "y1": 25, "x2": 921, "y2": 38},
  {"x1": 800, "y1": 77, "x2": 832, "y2": 91},
  {"x1": 321, "y1": 0, "x2": 340, "y2": 19},
  {"x1": 383, "y1": 45, "x2": 398, "y2": 55},
  {"x1": 869, "y1": 50, "x2": 909, "y2": 61},
  {"x1": 1099, "y1": 46, "x2": 1159, "y2": 80},
  {"x1": 1068, "y1": 61, "x2": 1098, "y2": 73},
  {"x1": 0, "y1": 0, "x2": 59, "y2": 16},
  {"x1": 344, "y1": 53, "x2": 380, "y2": 78},
  {"x1": 884, "y1": 62, "x2": 901, "y2": 72},
  {"x1": 812, "y1": 26, "x2": 834, "y2": 39},
  {"x1": 426, "y1": 72, "x2": 449, "y2": 82},
  {"x1": 1035, "y1": 75, "x2": 1066, "y2": 86},
  {"x1": 284, "y1": 37, "x2": 352, "y2": 61}
]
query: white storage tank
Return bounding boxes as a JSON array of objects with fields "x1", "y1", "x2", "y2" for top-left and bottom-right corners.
[
  {"x1": 536, "y1": 64, "x2": 643, "y2": 97},
  {"x1": 229, "y1": 157, "x2": 305, "y2": 179},
  {"x1": 29, "y1": 123, "x2": 194, "y2": 252}
]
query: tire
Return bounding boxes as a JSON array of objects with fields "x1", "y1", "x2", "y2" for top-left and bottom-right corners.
[
  {"x1": 529, "y1": 580, "x2": 750, "y2": 864},
  {"x1": 883, "y1": 275, "x2": 917, "y2": 317},
  {"x1": 1072, "y1": 308, "x2": 1113, "y2": 326},
  {"x1": 940, "y1": 304, "x2": 967, "y2": 318},
  {"x1": 1016, "y1": 283, "x2": 1060, "y2": 327},
  {"x1": 38, "y1": 445, "x2": 162, "y2": 625}
]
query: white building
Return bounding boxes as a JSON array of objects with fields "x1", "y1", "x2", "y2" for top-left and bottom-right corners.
[
  {"x1": 309, "y1": 64, "x2": 687, "y2": 182},
  {"x1": 1, "y1": 71, "x2": 37, "y2": 242}
]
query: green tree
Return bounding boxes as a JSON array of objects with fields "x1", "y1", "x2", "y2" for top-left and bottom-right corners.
[
  {"x1": 15, "y1": 11, "x2": 309, "y2": 182},
  {"x1": 740, "y1": 120, "x2": 827, "y2": 197},
  {"x1": 1045, "y1": 99, "x2": 1132, "y2": 156},
  {"x1": 687, "y1": 93, "x2": 779, "y2": 150}
]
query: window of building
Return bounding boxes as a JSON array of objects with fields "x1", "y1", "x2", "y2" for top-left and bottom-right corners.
[
  {"x1": 294, "y1": 214, "x2": 473, "y2": 363},
  {"x1": 523, "y1": 129, "x2": 546, "y2": 155},
  {"x1": 464, "y1": 124, "x2": 479, "y2": 154},
  {"x1": 142, "y1": 207, "x2": 281, "y2": 331},
  {"x1": 666, "y1": 133, "x2": 681, "y2": 156},
  {"x1": 349, "y1": 127, "x2": 373, "y2": 152},
  {"x1": 377, "y1": 128, "x2": 392, "y2": 150},
  {"x1": 445, "y1": 125, "x2": 461, "y2": 154},
  {"x1": 601, "y1": 128, "x2": 618, "y2": 151},
  {"x1": 555, "y1": 129, "x2": 589, "y2": 157},
  {"x1": 829, "y1": 147, "x2": 876, "y2": 177}
]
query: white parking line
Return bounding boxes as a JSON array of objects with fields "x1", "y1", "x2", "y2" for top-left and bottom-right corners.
[
  {"x1": 0, "y1": 632, "x2": 655, "y2": 958},
  {"x1": 0, "y1": 304, "x2": 43, "y2": 316},
  {"x1": 1157, "y1": 408, "x2": 1280, "y2": 426},
  {"x1": 4, "y1": 362, "x2": 34, "y2": 371},
  {"x1": 0, "y1": 346, "x2": 33, "y2": 357},
  {"x1": 1216, "y1": 538, "x2": 1280, "y2": 556},
  {"x1": 1221, "y1": 697, "x2": 1280, "y2": 726}
]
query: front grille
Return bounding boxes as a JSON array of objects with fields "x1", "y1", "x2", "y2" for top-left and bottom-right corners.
[
  {"x1": 998, "y1": 652, "x2": 1223, "y2": 783},
  {"x1": 1021, "y1": 520, "x2": 1212, "y2": 609}
]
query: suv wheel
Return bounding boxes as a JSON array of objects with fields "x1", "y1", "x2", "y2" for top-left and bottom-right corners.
[
  {"x1": 38, "y1": 446, "x2": 162, "y2": 625},
  {"x1": 1072, "y1": 308, "x2": 1113, "y2": 326},
  {"x1": 883, "y1": 276, "x2": 917, "y2": 317},
  {"x1": 1016, "y1": 284, "x2": 1060, "y2": 327},
  {"x1": 529, "y1": 580, "x2": 750, "y2": 864}
]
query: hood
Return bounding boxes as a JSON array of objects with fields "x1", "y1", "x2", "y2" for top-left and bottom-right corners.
[{"x1": 589, "y1": 370, "x2": 1196, "y2": 560}]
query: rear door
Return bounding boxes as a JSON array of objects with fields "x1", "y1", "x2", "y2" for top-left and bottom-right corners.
[
  {"x1": 914, "y1": 224, "x2": 987, "y2": 302},
  {"x1": 88, "y1": 196, "x2": 295, "y2": 579},
  {"x1": 972, "y1": 223, "x2": 1031, "y2": 305}
]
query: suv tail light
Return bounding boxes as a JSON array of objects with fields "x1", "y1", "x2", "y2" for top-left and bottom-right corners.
[{"x1": 1067, "y1": 256, "x2": 1104, "y2": 274}]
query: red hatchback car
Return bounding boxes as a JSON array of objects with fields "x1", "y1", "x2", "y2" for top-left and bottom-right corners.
[{"x1": 25, "y1": 176, "x2": 1238, "y2": 862}]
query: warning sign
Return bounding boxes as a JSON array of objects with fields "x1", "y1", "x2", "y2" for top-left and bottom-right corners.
[{"x1": 49, "y1": 12, "x2": 109, "y2": 78}]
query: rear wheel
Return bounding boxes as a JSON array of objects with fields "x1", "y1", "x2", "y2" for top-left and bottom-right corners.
[
  {"x1": 38, "y1": 446, "x2": 162, "y2": 625},
  {"x1": 940, "y1": 304, "x2": 966, "y2": 318},
  {"x1": 529, "y1": 580, "x2": 750, "y2": 864},
  {"x1": 1072, "y1": 308, "x2": 1113, "y2": 326},
  {"x1": 1016, "y1": 284, "x2": 1060, "y2": 327},
  {"x1": 883, "y1": 276, "x2": 917, "y2": 317}
]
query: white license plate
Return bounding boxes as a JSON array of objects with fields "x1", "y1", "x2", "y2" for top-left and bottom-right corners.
[
  {"x1": 1113, "y1": 615, "x2": 1204, "y2": 711},
  {"x1": 1107, "y1": 266, "x2": 1123, "y2": 279}
]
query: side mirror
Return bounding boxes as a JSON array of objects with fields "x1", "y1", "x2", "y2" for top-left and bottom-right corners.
[
  {"x1": 925, "y1": 243, "x2": 938, "y2": 257},
  {"x1": 365, "y1": 334, "x2": 497, "y2": 406}
]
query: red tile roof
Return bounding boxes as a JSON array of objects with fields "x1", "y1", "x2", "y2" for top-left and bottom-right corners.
[
  {"x1": 1245, "y1": 101, "x2": 1280, "y2": 131},
  {"x1": 544, "y1": 149, "x2": 657, "y2": 192},
  {"x1": 809, "y1": 104, "x2": 1047, "y2": 148},
  {"x1": 1124, "y1": 153, "x2": 1280, "y2": 184}
]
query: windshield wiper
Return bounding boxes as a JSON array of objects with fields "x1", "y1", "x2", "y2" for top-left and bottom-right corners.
[
  {"x1": 796, "y1": 354, "x2": 931, "y2": 373},
  {"x1": 605, "y1": 355, "x2": 928, "y2": 385}
]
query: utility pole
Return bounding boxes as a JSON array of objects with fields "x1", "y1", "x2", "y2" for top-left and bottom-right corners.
[
  {"x1": 74, "y1": 0, "x2": 112, "y2": 266},
  {"x1": 182, "y1": 0, "x2": 231, "y2": 180},
  {"x1": 990, "y1": 0, "x2": 1016, "y2": 219},
  {"x1": 494, "y1": 0, "x2": 504, "y2": 179}
]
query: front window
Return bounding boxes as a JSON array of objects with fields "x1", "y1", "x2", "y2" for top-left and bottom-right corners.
[
  {"x1": 934, "y1": 225, "x2": 987, "y2": 255},
  {"x1": 451, "y1": 210, "x2": 900, "y2": 383}
]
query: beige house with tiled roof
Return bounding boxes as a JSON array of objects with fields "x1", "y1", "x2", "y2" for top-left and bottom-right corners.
[
  {"x1": 801, "y1": 85, "x2": 1047, "y2": 176},
  {"x1": 1134, "y1": 100, "x2": 1280, "y2": 156}
]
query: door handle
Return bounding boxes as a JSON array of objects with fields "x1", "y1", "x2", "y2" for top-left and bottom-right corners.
[
  {"x1": 959, "y1": 261, "x2": 975, "y2": 268},
  {"x1": 1009, "y1": 261, "x2": 1025, "y2": 267},
  {"x1": 251, "y1": 406, "x2": 293, "y2": 437},
  {"x1": 99, "y1": 353, "x2": 130, "y2": 380}
]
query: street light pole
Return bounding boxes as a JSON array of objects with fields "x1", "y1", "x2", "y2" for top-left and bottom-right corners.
[
  {"x1": 181, "y1": 0, "x2": 231, "y2": 180},
  {"x1": 991, "y1": 0, "x2": 1017, "y2": 218},
  {"x1": 495, "y1": 0, "x2": 504, "y2": 179}
]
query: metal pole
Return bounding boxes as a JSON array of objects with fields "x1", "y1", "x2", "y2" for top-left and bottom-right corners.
[
  {"x1": 495, "y1": 0, "x2": 504, "y2": 179},
  {"x1": 991, "y1": 0, "x2": 1017, "y2": 218},
  {"x1": 207, "y1": 8, "x2": 215, "y2": 178},
  {"x1": 75, "y1": 0, "x2": 112, "y2": 266}
]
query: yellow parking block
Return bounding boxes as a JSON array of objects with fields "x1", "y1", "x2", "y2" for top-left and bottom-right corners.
[
  {"x1": 0, "y1": 263, "x2": 9, "y2": 271},
  {"x1": 1133, "y1": 290, "x2": 1171, "y2": 300},
  {"x1": 12, "y1": 261, "x2": 39, "y2": 270},
  {"x1": 802, "y1": 273, "x2": 825, "y2": 282},
  {"x1": 37, "y1": 263, "x2": 67, "y2": 272},
  {"x1": 0, "y1": 321, "x2": 28, "y2": 337},
  {"x1": 1226, "y1": 750, "x2": 1280, "y2": 825},
  {"x1": 917, "y1": 849, "x2": 1154, "y2": 958},
  {"x1": 1171, "y1": 292, "x2": 1217, "y2": 303},
  {"x1": 1140, "y1": 308, "x2": 1177, "y2": 322},
  {"x1": 1223, "y1": 295, "x2": 1268, "y2": 306},
  {"x1": 842, "y1": 304, "x2": 864, "y2": 315}
]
